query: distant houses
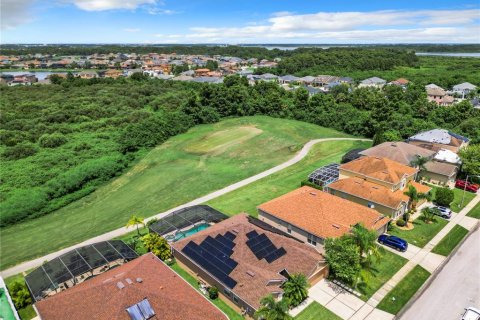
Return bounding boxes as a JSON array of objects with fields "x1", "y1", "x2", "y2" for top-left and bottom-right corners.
[{"x1": 358, "y1": 77, "x2": 386, "y2": 89}]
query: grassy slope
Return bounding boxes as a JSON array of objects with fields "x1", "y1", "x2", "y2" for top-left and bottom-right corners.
[
  {"x1": 207, "y1": 139, "x2": 371, "y2": 216},
  {"x1": 0, "y1": 116, "x2": 356, "y2": 270},
  {"x1": 467, "y1": 202, "x2": 480, "y2": 219},
  {"x1": 294, "y1": 302, "x2": 342, "y2": 320},
  {"x1": 431, "y1": 225, "x2": 469, "y2": 256},
  {"x1": 390, "y1": 216, "x2": 448, "y2": 248},
  {"x1": 377, "y1": 265, "x2": 431, "y2": 315}
]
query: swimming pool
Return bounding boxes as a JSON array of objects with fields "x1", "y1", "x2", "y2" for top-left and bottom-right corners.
[{"x1": 166, "y1": 223, "x2": 210, "y2": 242}]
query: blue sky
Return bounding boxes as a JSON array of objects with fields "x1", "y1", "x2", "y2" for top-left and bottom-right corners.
[{"x1": 1, "y1": 0, "x2": 479, "y2": 44}]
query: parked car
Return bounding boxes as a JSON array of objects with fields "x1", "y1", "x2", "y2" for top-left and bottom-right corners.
[
  {"x1": 455, "y1": 180, "x2": 479, "y2": 193},
  {"x1": 378, "y1": 234, "x2": 408, "y2": 252},
  {"x1": 431, "y1": 205, "x2": 452, "y2": 219},
  {"x1": 462, "y1": 307, "x2": 480, "y2": 320}
]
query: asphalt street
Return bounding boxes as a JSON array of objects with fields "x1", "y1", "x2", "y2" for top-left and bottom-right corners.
[{"x1": 400, "y1": 227, "x2": 480, "y2": 320}]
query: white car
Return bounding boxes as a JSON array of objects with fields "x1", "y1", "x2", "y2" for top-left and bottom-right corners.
[{"x1": 462, "y1": 307, "x2": 480, "y2": 320}]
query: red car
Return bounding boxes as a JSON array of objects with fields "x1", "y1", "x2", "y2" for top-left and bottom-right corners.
[{"x1": 455, "y1": 180, "x2": 479, "y2": 193}]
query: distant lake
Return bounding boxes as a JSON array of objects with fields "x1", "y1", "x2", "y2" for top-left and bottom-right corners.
[
  {"x1": 0, "y1": 71, "x2": 70, "y2": 80},
  {"x1": 416, "y1": 52, "x2": 480, "y2": 58}
]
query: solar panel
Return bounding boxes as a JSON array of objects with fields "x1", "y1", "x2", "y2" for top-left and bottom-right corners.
[
  {"x1": 246, "y1": 232, "x2": 286, "y2": 263},
  {"x1": 181, "y1": 232, "x2": 238, "y2": 289}
]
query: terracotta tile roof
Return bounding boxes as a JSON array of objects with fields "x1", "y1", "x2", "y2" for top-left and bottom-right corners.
[
  {"x1": 328, "y1": 177, "x2": 408, "y2": 209},
  {"x1": 172, "y1": 214, "x2": 323, "y2": 310},
  {"x1": 359, "y1": 142, "x2": 435, "y2": 166},
  {"x1": 426, "y1": 87, "x2": 446, "y2": 96},
  {"x1": 408, "y1": 181, "x2": 432, "y2": 194},
  {"x1": 340, "y1": 156, "x2": 418, "y2": 184},
  {"x1": 35, "y1": 253, "x2": 227, "y2": 320},
  {"x1": 257, "y1": 186, "x2": 390, "y2": 240}
]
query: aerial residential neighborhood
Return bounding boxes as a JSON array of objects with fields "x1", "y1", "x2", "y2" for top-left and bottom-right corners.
[{"x1": 0, "y1": 1, "x2": 479, "y2": 320}]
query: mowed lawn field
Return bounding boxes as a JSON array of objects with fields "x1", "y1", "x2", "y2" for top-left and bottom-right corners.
[
  {"x1": 0, "y1": 116, "x2": 362, "y2": 270},
  {"x1": 207, "y1": 139, "x2": 371, "y2": 216}
]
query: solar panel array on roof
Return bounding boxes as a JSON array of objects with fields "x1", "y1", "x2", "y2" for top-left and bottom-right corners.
[
  {"x1": 25, "y1": 240, "x2": 138, "y2": 302},
  {"x1": 181, "y1": 232, "x2": 238, "y2": 289},
  {"x1": 308, "y1": 163, "x2": 340, "y2": 187},
  {"x1": 246, "y1": 230, "x2": 286, "y2": 263}
]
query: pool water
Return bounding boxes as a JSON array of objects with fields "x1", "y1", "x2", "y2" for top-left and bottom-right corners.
[
  {"x1": 0, "y1": 288, "x2": 16, "y2": 320},
  {"x1": 171, "y1": 223, "x2": 210, "y2": 241}
]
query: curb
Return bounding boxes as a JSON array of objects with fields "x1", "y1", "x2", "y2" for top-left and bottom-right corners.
[{"x1": 395, "y1": 220, "x2": 480, "y2": 319}]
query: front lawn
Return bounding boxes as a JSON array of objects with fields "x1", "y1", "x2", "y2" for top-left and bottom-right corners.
[
  {"x1": 429, "y1": 184, "x2": 476, "y2": 213},
  {"x1": 356, "y1": 247, "x2": 408, "y2": 301},
  {"x1": 431, "y1": 225, "x2": 469, "y2": 256},
  {"x1": 294, "y1": 301, "x2": 342, "y2": 320},
  {"x1": 389, "y1": 216, "x2": 448, "y2": 248},
  {"x1": 467, "y1": 202, "x2": 480, "y2": 219},
  {"x1": 169, "y1": 262, "x2": 243, "y2": 320},
  {"x1": 377, "y1": 265, "x2": 430, "y2": 315}
]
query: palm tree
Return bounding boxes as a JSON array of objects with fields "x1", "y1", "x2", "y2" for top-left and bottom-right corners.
[
  {"x1": 421, "y1": 207, "x2": 438, "y2": 224},
  {"x1": 255, "y1": 295, "x2": 292, "y2": 320},
  {"x1": 404, "y1": 185, "x2": 432, "y2": 212},
  {"x1": 282, "y1": 274, "x2": 309, "y2": 307},
  {"x1": 126, "y1": 215, "x2": 145, "y2": 237},
  {"x1": 351, "y1": 224, "x2": 377, "y2": 262},
  {"x1": 410, "y1": 156, "x2": 430, "y2": 181}
]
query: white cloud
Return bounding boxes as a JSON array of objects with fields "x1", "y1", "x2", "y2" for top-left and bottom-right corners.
[
  {"x1": 72, "y1": 0, "x2": 156, "y2": 11},
  {"x1": 124, "y1": 28, "x2": 141, "y2": 32},
  {"x1": 176, "y1": 9, "x2": 480, "y2": 43},
  {"x1": 147, "y1": 7, "x2": 177, "y2": 15},
  {"x1": 0, "y1": 0, "x2": 36, "y2": 30}
]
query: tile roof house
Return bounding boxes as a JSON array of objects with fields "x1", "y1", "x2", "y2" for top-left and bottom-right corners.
[
  {"x1": 328, "y1": 156, "x2": 430, "y2": 218},
  {"x1": 358, "y1": 77, "x2": 386, "y2": 88},
  {"x1": 452, "y1": 82, "x2": 477, "y2": 97},
  {"x1": 408, "y1": 129, "x2": 469, "y2": 153},
  {"x1": 359, "y1": 142, "x2": 436, "y2": 166},
  {"x1": 279, "y1": 75, "x2": 299, "y2": 84},
  {"x1": 257, "y1": 186, "x2": 389, "y2": 250},
  {"x1": 35, "y1": 253, "x2": 228, "y2": 320},
  {"x1": 172, "y1": 214, "x2": 326, "y2": 316}
]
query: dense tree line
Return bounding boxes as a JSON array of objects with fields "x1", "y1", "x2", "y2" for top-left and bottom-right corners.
[{"x1": 1, "y1": 74, "x2": 478, "y2": 227}]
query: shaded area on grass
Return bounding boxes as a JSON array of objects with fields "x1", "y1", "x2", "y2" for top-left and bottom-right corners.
[
  {"x1": 356, "y1": 247, "x2": 408, "y2": 301},
  {"x1": 294, "y1": 301, "x2": 342, "y2": 320},
  {"x1": 390, "y1": 216, "x2": 448, "y2": 248},
  {"x1": 377, "y1": 265, "x2": 430, "y2": 315},
  {"x1": 466, "y1": 202, "x2": 480, "y2": 219},
  {"x1": 431, "y1": 225, "x2": 469, "y2": 256},
  {"x1": 169, "y1": 262, "x2": 243, "y2": 320}
]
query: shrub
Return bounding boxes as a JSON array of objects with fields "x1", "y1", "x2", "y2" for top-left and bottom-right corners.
[
  {"x1": 2, "y1": 142, "x2": 37, "y2": 160},
  {"x1": 38, "y1": 133, "x2": 68, "y2": 148},
  {"x1": 7, "y1": 281, "x2": 32, "y2": 309},
  {"x1": 435, "y1": 187, "x2": 454, "y2": 207},
  {"x1": 0, "y1": 188, "x2": 48, "y2": 227},
  {"x1": 396, "y1": 219, "x2": 406, "y2": 227},
  {"x1": 208, "y1": 286, "x2": 219, "y2": 300},
  {"x1": 300, "y1": 180, "x2": 323, "y2": 190}
]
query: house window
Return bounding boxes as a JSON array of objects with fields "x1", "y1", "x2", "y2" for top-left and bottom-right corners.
[
  {"x1": 233, "y1": 295, "x2": 239, "y2": 304},
  {"x1": 307, "y1": 234, "x2": 317, "y2": 246},
  {"x1": 287, "y1": 224, "x2": 292, "y2": 234},
  {"x1": 224, "y1": 288, "x2": 232, "y2": 297}
]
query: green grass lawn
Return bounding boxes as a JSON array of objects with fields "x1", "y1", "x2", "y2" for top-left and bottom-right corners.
[
  {"x1": 431, "y1": 225, "x2": 469, "y2": 256},
  {"x1": 377, "y1": 265, "x2": 431, "y2": 315},
  {"x1": 0, "y1": 116, "x2": 360, "y2": 270},
  {"x1": 389, "y1": 216, "x2": 449, "y2": 248},
  {"x1": 294, "y1": 301, "x2": 341, "y2": 320},
  {"x1": 429, "y1": 184, "x2": 476, "y2": 213},
  {"x1": 356, "y1": 247, "x2": 408, "y2": 301},
  {"x1": 467, "y1": 202, "x2": 480, "y2": 219},
  {"x1": 207, "y1": 139, "x2": 371, "y2": 216},
  {"x1": 170, "y1": 262, "x2": 243, "y2": 320}
]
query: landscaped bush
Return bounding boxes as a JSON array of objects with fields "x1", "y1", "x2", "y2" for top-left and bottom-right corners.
[
  {"x1": 208, "y1": 286, "x2": 219, "y2": 300},
  {"x1": 396, "y1": 219, "x2": 407, "y2": 227},
  {"x1": 38, "y1": 132, "x2": 68, "y2": 148},
  {"x1": 7, "y1": 281, "x2": 32, "y2": 310},
  {"x1": 435, "y1": 187, "x2": 454, "y2": 207},
  {"x1": 300, "y1": 180, "x2": 323, "y2": 190}
]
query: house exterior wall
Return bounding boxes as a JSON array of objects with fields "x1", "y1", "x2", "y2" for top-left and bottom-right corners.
[
  {"x1": 327, "y1": 188, "x2": 405, "y2": 219},
  {"x1": 420, "y1": 170, "x2": 457, "y2": 185},
  {"x1": 257, "y1": 209, "x2": 325, "y2": 253}
]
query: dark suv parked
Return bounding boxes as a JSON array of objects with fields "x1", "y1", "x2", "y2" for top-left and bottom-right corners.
[{"x1": 378, "y1": 234, "x2": 408, "y2": 252}]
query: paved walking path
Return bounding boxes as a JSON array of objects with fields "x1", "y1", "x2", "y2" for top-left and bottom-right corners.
[
  {"x1": 0, "y1": 138, "x2": 370, "y2": 278},
  {"x1": 291, "y1": 193, "x2": 480, "y2": 320}
]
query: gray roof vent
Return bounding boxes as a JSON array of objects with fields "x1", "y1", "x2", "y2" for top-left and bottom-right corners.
[
  {"x1": 136, "y1": 277, "x2": 143, "y2": 283},
  {"x1": 125, "y1": 278, "x2": 133, "y2": 285},
  {"x1": 117, "y1": 281, "x2": 125, "y2": 289}
]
